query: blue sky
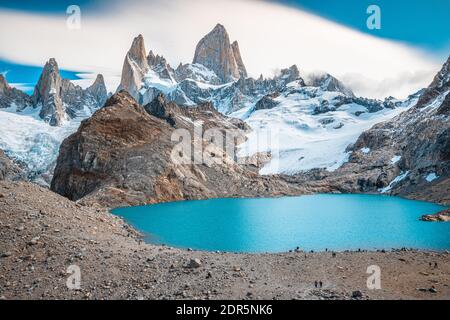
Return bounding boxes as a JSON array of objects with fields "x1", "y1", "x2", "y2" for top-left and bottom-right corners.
[
  {"x1": 1, "y1": 0, "x2": 448, "y2": 52},
  {"x1": 277, "y1": 0, "x2": 450, "y2": 53},
  {"x1": 0, "y1": 0, "x2": 447, "y2": 98}
]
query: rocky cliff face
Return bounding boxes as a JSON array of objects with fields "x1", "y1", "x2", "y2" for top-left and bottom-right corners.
[
  {"x1": 193, "y1": 24, "x2": 245, "y2": 83},
  {"x1": 51, "y1": 91, "x2": 300, "y2": 207},
  {"x1": 117, "y1": 35, "x2": 150, "y2": 101},
  {"x1": 0, "y1": 75, "x2": 32, "y2": 110},
  {"x1": 0, "y1": 149, "x2": 23, "y2": 181},
  {"x1": 231, "y1": 41, "x2": 248, "y2": 79}
]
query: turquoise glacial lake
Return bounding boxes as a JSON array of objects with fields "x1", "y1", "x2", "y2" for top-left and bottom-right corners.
[{"x1": 112, "y1": 194, "x2": 450, "y2": 253}]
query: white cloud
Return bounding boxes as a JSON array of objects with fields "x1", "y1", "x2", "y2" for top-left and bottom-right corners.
[{"x1": 0, "y1": 0, "x2": 443, "y2": 98}]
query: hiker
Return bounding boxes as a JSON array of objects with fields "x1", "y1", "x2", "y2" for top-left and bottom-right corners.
[
  {"x1": 314, "y1": 281, "x2": 318, "y2": 288},
  {"x1": 319, "y1": 281, "x2": 323, "y2": 288}
]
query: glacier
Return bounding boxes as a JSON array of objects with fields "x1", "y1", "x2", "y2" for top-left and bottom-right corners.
[{"x1": 236, "y1": 83, "x2": 418, "y2": 175}]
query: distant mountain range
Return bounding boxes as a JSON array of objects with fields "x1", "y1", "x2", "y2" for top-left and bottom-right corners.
[{"x1": 0, "y1": 23, "x2": 448, "y2": 205}]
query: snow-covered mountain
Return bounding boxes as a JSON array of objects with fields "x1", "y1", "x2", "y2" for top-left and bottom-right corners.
[
  {"x1": 235, "y1": 80, "x2": 421, "y2": 174},
  {"x1": 118, "y1": 24, "x2": 305, "y2": 114},
  {"x1": 0, "y1": 23, "x2": 444, "y2": 188},
  {"x1": 0, "y1": 60, "x2": 108, "y2": 184}
]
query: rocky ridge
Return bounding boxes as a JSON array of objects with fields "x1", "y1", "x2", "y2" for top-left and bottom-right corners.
[
  {"x1": 0, "y1": 75, "x2": 32, "y2": 110},
  {"x1": 31, "y1": 58, "x2": 108, "y2": 126},
  {"x1": 51, "y1": 91, "x2": 301, "y2": 207}
]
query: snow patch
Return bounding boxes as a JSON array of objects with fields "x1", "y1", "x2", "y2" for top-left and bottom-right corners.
[
  {"x1": 425, "y1": 172, "x2": 438, "y2": 182},
  {"x1": 391, "y1": 155, "x2": 401, "y2": 164},
  {"x1": 379, "y1": 171, "x2": 410, "y2": 193},
  {"x1": 360, "y1": 147, "x2": 370, "y2": 154}
]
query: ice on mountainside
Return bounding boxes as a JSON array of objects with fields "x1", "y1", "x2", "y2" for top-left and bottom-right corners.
[{"x1": 237, "y1": 82, "x2": 420, "y2": 175}]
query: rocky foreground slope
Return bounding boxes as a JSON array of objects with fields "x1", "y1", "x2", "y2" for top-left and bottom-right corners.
[{"x1": 1, "y1": 180, "x2": 449, "y2": 300}]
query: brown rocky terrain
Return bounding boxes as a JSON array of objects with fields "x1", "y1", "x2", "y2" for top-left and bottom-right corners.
[
  {"x1": 421, "y1": 208, "x2": 450, "y2": 222},
  {"x1": 1, "y1": 180, "x2": 449, "y2": 300}
]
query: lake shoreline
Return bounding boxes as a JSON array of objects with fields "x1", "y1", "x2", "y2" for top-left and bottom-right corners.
[
  {"x1": 1, "y1": 181, "x2": 449, "y2": 300},
  {"x1": 112, "y1": 194, "x2": 448, "y2": 254}
]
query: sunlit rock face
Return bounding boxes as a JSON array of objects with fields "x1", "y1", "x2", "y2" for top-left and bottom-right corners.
[
  {"x1": 32, "y1": 58, "x2": 65, "y2": 126},
  {"x1": 193, "y1": 24, "x2": 244, "y2": 83},
  {"x1": 117, "y1": 34, "x2": 150, "y2": 101}
]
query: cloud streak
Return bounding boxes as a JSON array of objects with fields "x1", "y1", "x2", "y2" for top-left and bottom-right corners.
[{"x1": 0, "y1": 0, "x2": 442, "y2": 98}]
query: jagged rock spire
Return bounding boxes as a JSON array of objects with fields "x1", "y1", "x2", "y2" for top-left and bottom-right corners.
[
  {"x1": 193, "y1": 23, "x2": 247, "y2": 83},
  {"x1": 231, "y1": 41, "x2": 247, "y2": 79},
  {"x1": 117, "y1": 34, "x2": 150, "y2": 100},
  {"x1": 32, "y1": 58, "x2": 65, "y2": 126},
  {"x1": 86, "y1": 74, "x2": 108, "y2": 107}
]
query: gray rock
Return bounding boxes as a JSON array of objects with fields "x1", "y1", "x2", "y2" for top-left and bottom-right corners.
[
  {"x1": 32, "y1": 58, "x2": 65, "y2": 126},
  {"x1": 187, "y1": 258, "x2": 202, "y2": 269}
]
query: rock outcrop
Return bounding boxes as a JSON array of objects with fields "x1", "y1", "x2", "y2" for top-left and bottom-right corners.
[
  {"x1": 308, "y1": 73, "x2": 354, "y2": 97},
  {"x1": 0, "y1": 75, "x2": 32, "y2": 110},
  {"x1": 254, "y1": 92, "x2": 280, "y2": 111},
  {"x1": 193, "y1": 24, "x2": 245, "y2": 83},
  {"x1": 51, "y1": 91, "x2": 300, "y2": 207},
  {"x1": 117, "y1": 35, "x2": 150, "y2": 101},
  {"x1": 0, "y1": 149, "x2": 23, "y2": 181},
  {"x1": 420, "y1": 208, "x2": 450, "y2": 222}
]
